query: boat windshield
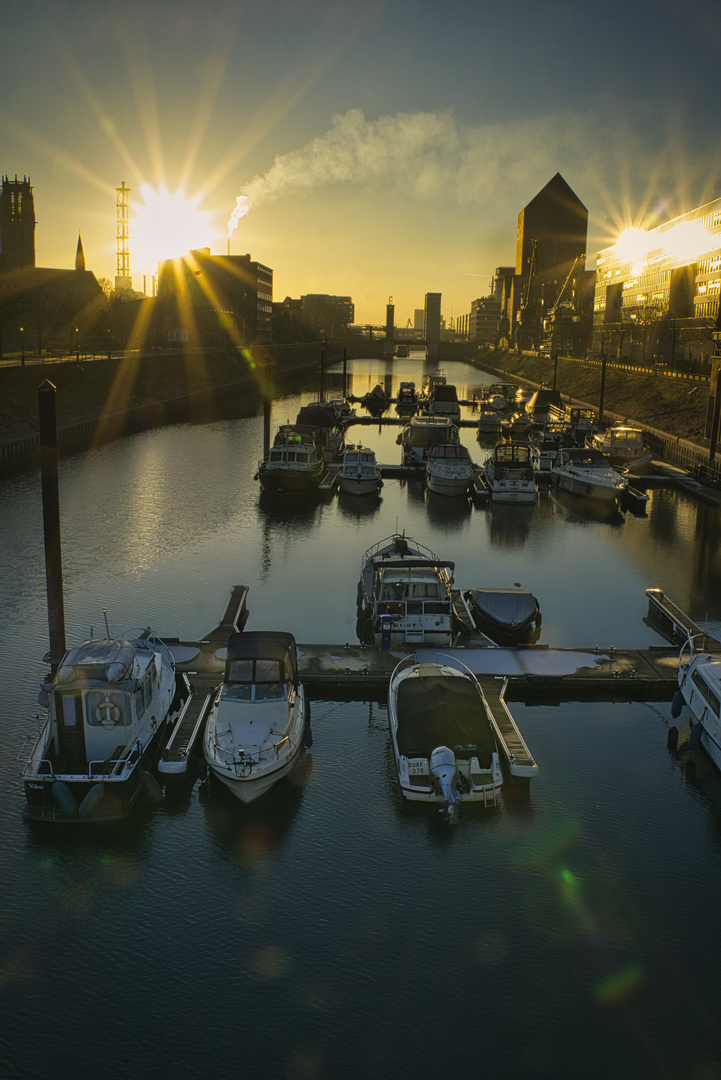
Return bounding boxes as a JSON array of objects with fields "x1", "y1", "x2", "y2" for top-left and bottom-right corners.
[{"x1": 225, "y1": 657, "x2": 287, "y2": 700}]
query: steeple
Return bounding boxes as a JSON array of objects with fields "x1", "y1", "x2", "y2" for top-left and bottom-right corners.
[{"x1": 75, "y1": 232, "x2": 86, "y2": 272}]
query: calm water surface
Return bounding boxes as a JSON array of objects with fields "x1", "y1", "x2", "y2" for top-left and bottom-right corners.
[{"x1": 2, "y1": 356, "x2": 721, "y2": 1079}]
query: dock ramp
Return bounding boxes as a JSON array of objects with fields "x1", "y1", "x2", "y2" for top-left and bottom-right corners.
[{"x1": 477, "y1": 675, "x2": 538, "y2": 781}]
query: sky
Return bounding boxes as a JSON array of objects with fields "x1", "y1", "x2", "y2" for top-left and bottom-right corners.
[{"x1": 2, "y1": 0, "x2": 721, "y2": 326}]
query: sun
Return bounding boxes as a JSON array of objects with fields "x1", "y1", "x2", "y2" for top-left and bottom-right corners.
[{"x1": 131, "y1": 183, "x2": 220, "y2": 279}]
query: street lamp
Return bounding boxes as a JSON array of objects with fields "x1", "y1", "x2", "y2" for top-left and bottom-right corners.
[
  {"x1": 75, "y1": 327, "x2": 79, "y2": 361},
  {"x1": 19, "y1": 326, "x2": 24, "y2": 366}
]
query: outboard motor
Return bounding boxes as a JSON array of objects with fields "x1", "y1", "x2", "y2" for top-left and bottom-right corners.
[{"x1": 430, "y1": 745, "x2": 461, "y2": 824}]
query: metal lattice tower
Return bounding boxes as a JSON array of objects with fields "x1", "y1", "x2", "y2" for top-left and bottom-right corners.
[{"x1": 115, "y1": 181, "x2": 131, "y2": 286}]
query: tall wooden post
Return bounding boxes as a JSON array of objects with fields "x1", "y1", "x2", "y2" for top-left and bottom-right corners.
[
  {"x1": 342, "y1": 347, "x2": 348, "y2": 399},
  {"x1": 599, "y1": 354, "x2": 607, "y2": 424},
  {"x1": 708, "y1": 365, "x2": 721, "y2": 467},
  {"x1": 38, "y1": 381, "x2": 67, "y2": 668},
  {"x1": 263, "y1": 395, "x2": 271, "y2": 458}
]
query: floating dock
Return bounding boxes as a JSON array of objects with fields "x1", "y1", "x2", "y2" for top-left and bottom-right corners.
[{"x1": 160, "y1": 587, "x2": 721, "y2": 776}]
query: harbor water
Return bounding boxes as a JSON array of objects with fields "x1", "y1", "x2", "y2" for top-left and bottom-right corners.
[{"x1": 2, "y1": 355, "x2": 721, "y2": 1079}]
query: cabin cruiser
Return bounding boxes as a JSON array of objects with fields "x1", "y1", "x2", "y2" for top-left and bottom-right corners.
[
  {"x1": 338, "y1": 444, "x2": 383, "y2": 496},
  {"x1": 400, "y1": 414, "x2": 459, "y2": 465},
  {"x1": 295, "y1": 402, "x2": 345, "y2": 462},
  {"x1": 395, "y1": 381, "x2": 418, "y2": 415},
  {"x1": 483, "y1": 441, "x2": 536, "y2": 503},
  {"x1": 589, "y1": 425, "x2": 652, "y2": 472},
  {"x1": 671, "y1": 634, "x2": 721, "y2": 773},
  {"x1": 530, "y1": 422, "x2": 572, "y2": 473},
  {"x1": 356, "y1": 532, "x2": 456, "y2": 649},
  {"x1": 256, "y1": 426, "x2": 326, "y2": 495},
  {"x1": 463, "y1": 587, "x2": 541, "y2": 645},
  {"x1": 203, "y1": 632, "x2": 309, "y2": 803},
  {"x1": 426, "y1": 383, "x2": 461, "y2": 423},
  {"x1": 420, "y1": 371, "x2": 446, "y2": 405},
  {"x1": 387, "y1": 653, "x2": 503, "y2": 821},
  {"x1": 551, "y1": 446, "x2": 628, "y2": 504},
  {"x1": 425, "y1": 442, "x2": 474, "y2": 497},
  {"x1": 477, "y1": 403, "x2": 501, "y2": 437},
  {"x1": 21, "y1": 629, "x2": 187, "y2": 823}
]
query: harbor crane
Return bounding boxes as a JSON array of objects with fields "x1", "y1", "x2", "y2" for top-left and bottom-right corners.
[{"x1": 542, "y1": 253, "x2": 586, "y2": 351}]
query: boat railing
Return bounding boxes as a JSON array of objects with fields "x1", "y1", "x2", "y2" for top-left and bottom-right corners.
[{"x1": 679, "y1": 630, "x2": 713, "y2": 668}]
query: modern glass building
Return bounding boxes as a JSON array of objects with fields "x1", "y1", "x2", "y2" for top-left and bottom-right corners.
[{"x1": 593, "y1": 197, "x2": 721, "y2": 364}]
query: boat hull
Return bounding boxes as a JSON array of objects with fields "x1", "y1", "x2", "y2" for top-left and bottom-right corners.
[
  {"x1": 258, "y1": 465, "x2": 324, "y2": 495},
  {"x1": 207, "y1": 747, "x2": 303, "y2": 803},
  {"x1": 554, "y1": 472, "x2": 624, "y2": 503},
  {"x1": 338, "y1": 476, "x2": 381, "y2": 496},
  {"x1": 425, "y1": 470, "x2": 472, "y2": 497}
]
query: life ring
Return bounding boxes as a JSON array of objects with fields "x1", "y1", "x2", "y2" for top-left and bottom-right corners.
[{"x1": 95, "y1": 697, "x2": 121, "y2": 727}]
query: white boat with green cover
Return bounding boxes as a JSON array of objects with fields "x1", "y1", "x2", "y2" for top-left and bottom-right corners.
[{"x1": 388, "y1": 653, "x2": 503, "y2": 822}]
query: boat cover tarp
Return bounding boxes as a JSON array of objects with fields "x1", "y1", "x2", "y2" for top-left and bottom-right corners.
[
  {"x1": 295, "y1": 404, "x2": 337, "y2": 428},
  {"x1": 225, "y1": 631, "x2": 298, "y2": 683},
  {"x1": 468, "y1": 589, "x2": 538, "y2": 631},
  {"x1": 395, "y1": 670, "x2": 495, "y2": 766}
]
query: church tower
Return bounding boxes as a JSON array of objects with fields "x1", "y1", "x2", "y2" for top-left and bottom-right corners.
[
  {"x1": 0, "y1": 174, "x2": 36, "y2": 272},
  {"x1": 75, "y1": 233, "x2": 86, "y2": 271}
]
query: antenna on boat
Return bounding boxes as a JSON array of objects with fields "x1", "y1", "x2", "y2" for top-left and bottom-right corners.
[{"x1": 103, "y1": 608, "x2": 110, "y2": 638}]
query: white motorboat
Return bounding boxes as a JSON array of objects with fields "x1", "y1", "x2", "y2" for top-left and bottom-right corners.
[
  {"x1": 338, "y1": 444, "x2": 383, "y2": 496},
  {"x1": 589, "y1": 425, "x2": 653, "y2": 472},
  {"x1": 425, "y1": 442, "x2": 474, "y2": 497},
  {"x1": 203, "y1": 631, "x2": 309, "y2": 803},
  {"x1": 21, "y1": 629, "x2": 188, "y2": 823},
  {"x1": 530, "y1": 422, "x2": 571, "y2": 473},
  {"x1": 256, "y1": 426, "x2": 326, "y2": 495},
  {"x1": 483, "y1": 441, "x2": 536, "y2": 504},
  {"x1": 671, "y1": 634, "x2": 721, "y2": 772},
  {"x1": 552, "y1": 446, "x2": 628, "y2": 504},
  {"x1": 388, "y1": 653, "x2": 503, "y2": 822},
  {"x1": 464, "y1": 587, "x2": 541, "y2": 645},
  {"x1": 399, "y1": 413, "x2": 459, "y2": 465},
  {"x1": 477, "y1": 403, "x2": 501, "y2": 436},
  {"x1": 356, "y1": 532, "x2": 456, "y2": 649}
]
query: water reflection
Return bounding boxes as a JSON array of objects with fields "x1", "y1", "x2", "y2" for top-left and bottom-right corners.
[
  {"x1": 550, "y1": 486, "x2": 626, "y2": 527},
  {"x1": 483, "y1": 503, "x2": 536, "y2": 547},
  {"x1": 199, "y1": 756, "x2": 310, "y2": 863},
  {"x1": 336, "y1": 490, "x2": 383, "y2": 520},
  {"x1": 424, "y1": 488, "x2": 473, "y2": 527}
]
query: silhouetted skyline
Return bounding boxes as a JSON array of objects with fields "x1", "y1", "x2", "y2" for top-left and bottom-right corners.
[{"x1": 2, "y1": 0, "x2": 720, "y2": 324}]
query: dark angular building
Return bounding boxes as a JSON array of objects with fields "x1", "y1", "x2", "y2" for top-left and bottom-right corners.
[
  {"x1": 508, "y1": 173, "x2": 589, "y2": 351},
  {"x1": 156, "y1": 249, "x2": 273, "y2": 346}
]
